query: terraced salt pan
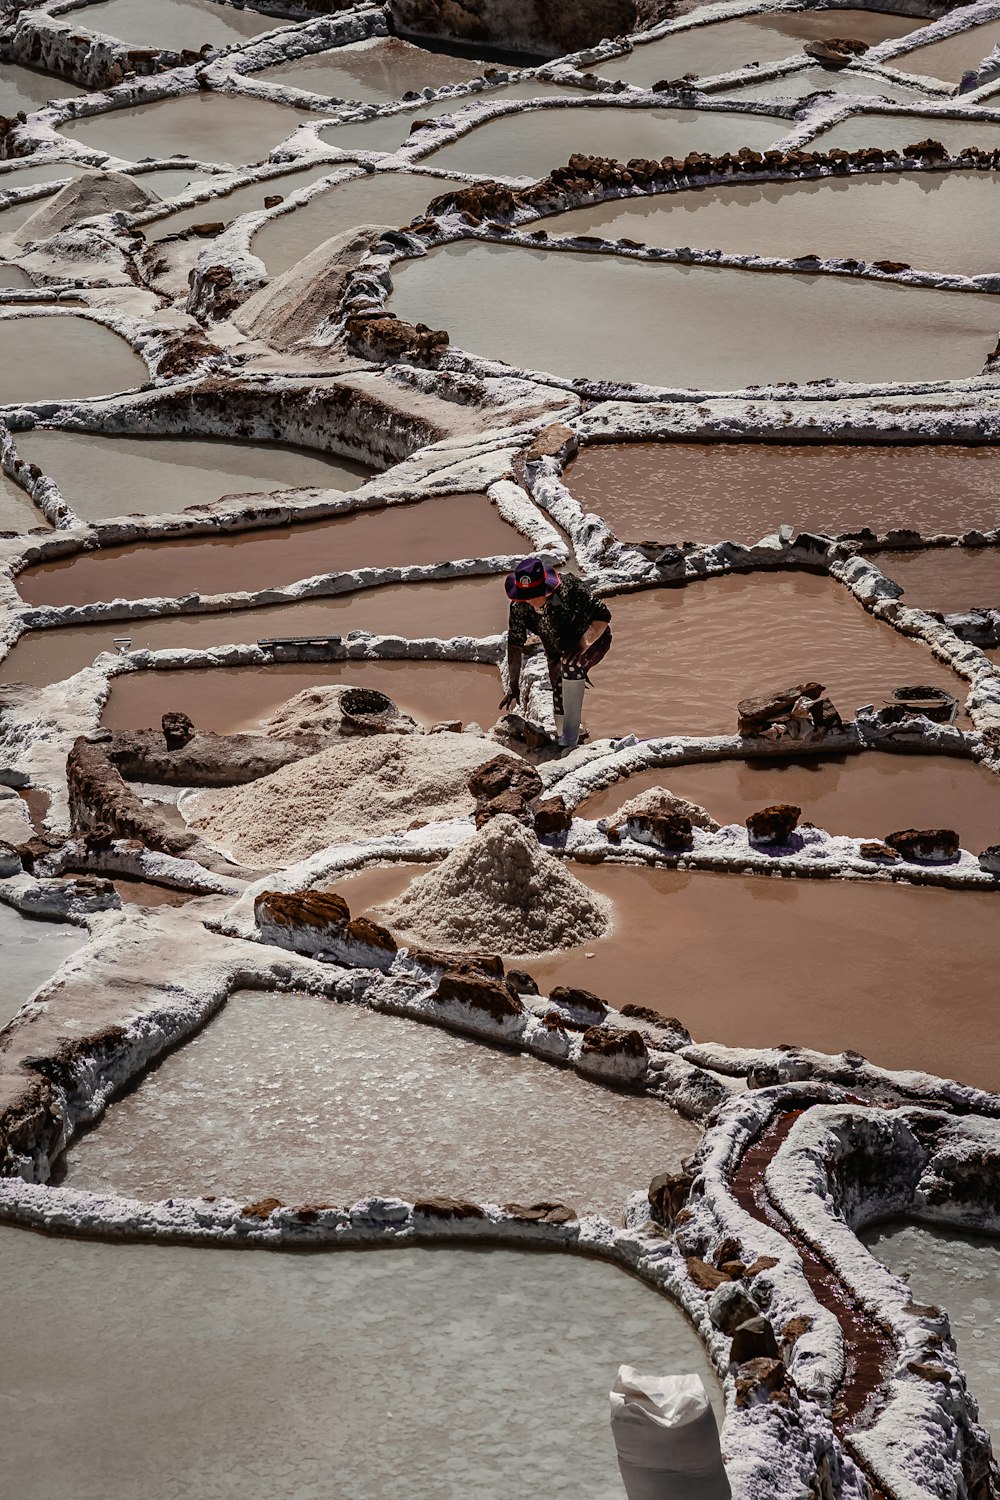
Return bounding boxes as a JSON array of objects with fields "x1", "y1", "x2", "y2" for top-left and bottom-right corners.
[
  {"x1": 389, "y1": 241, "x2": 1000, "y2": 388},
  {"x1": 252, "y1": 171, "x2": 449, "y2": 277},
  {"x1": 59, "y1": 91, "x2": 312, "y2": 165},
  {"x1": 10, "y1": 430, "x2": 371, "y2": 523},
  {"x1": 0, "y1": 1228, "x2": 721, "y2": 1499},
  {"x1": 558, "y1": 573, "x2": 966, "y2": 739},
  {"x1": 861, "y1": 1222, "x2": 1000, "y2": 1436},
  {"x1": 540, "y1": 170, "x2": 1000, "y2": 279},
  {"x1": 604, "y1": 10, "x2": 923, "y2": 87},
  {"x1": 813, "y1": 110, "x2": 1000, "y2": 154},
  {"x1": 424, "y1": 102, "x2": 784, "y2": 179},
  {"x1": 337, "y1": 863, "x2": 1000, "y2": 1091},
  {"x1": 317, "y1": 80, "x2": 590, "y2": 155},
  {"x1": 18, "y1": 492, "x2": 522, "y2": 606},
  {"x1": 0, "y1": 903, "x2": 86, "y2": 1027},
  {"x1": 0, "y1": 63, "x2": 85, "y2": 117},
  {"x1": 143, "y1": 161, "x2": 344, "y2": 240},
  {"x1": 564, "y1": 442, "x2": 1000, "y2": 544},
  {"x1": 62, "y1": 986, "x2": 696, "y2": 1214},
  {"x1": 80, "y1": 0, "x2": 282, "y2": 50},
  {"x1": 577, "y1": 754, "x2": 1000, "y2": 850},
  {"x1": 718, "y1": 66, "x2": 932, "y2": 102},
  {"x1": 891, "y1": 18, "x2": 1000, "y2": 82},
  {"x1": 101, "y1": 658, "x2": 502, "y2": 734},
  {"x1": 872, "y1": 545, "x2": 1000, "y2": 615},
  {"x1": 0, "y1": 576, "x2": 508, "y2": 687},
  {"x1": 258, "y1": 35, "x2": 487, "y2": 99},
  {"x1": 0, "y1": 317, "x2": 146, "y2": 404},
  {"x1": 0, "y1": 468, "x2": 46, "y2": 533}
]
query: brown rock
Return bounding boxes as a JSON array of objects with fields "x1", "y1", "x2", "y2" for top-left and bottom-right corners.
[
  {"x1": 524, "y1": 422, "x2": 576, "y2": 463},
  {"x1": 686, "y1": 1256, "x2": 732, "y2": 1292},
  {"x1": 746, "y1": 804, "x2": 801, "y2": 846},
  {"x1": 738, "y1": 682, "x2": 824, "y2": 733},
  {"x1": 255, "y1": 888, "x2": 350, "y2": 933},
  {"x1": 242, "y1": 1197, "x2": 284, "y2": 1219},
  {"x1": 859, "y1": 840, "x2": 900, "y2": 863},
  {"x1": 549, "y1": 985, "x2": 607, "y2": 1022},
  {"x1": 503, "y1": 1201, "x2": 577, "y2": 1224},
  {"x1": 734, "y1": 1356, "x2": 787, "y2": 1406},
  {"x1": 648, "y1": 1170, "x2": 694, "y2": 1225},
  {"x1": 743, "y1": 1255, "x2": 780, "y2": 1279},
  {"x1": 782, "y1": 1315, "x2": 814, "y2": 1342},
  {"x1": 345, "y1": 916, "x2": 397, "y2": 953},
  {"x1": 885, "y1": 828, "x2": 960, "y2": 863},
  {"x1": 413, "y1": 1197, "x2": 487, "y2": 1220},
  {"x1": 435, "y1": 970, "x2": 525, "y2": 1023},
  {"x1": 162, "y1": 711, "x2": 194, "y2": 750},
  {"x1": 468, "y1": 754, "x2": 542, "y2": 803},
  {"x1": 534, "y1": 795, "x2": 572, "y2": 837},
  {"x1": 730, "y1": 1316, "x2": 780, "y2": 1364},
  {"x1": 906, "y1": 1360, "x2": 953, "y2": 1384}
]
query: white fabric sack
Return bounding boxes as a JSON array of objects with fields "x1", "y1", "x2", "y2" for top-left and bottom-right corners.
[{"x1": 610, "y1": 1367, "x2": 731, "y2": 1500}]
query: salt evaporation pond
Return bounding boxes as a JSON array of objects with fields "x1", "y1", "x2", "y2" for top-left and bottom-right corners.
[
  {"x1": 564, "y1": 443, "x2": 1000, "y2": 544},
  {"x1": 337, "y1": 863, "x2": 1000, "y2": 1091},
  {"x1": 0, "y1": 264, "x2": 31, "y2": 287},
  {"x1": 317, "y1": 80, "x2": 591, "y2": 155},
  {"x1": 890, "y1": 18, "x2": 1000, "y2": 82},
  {"x1": 425, "y1": 102, "x2": 783, "y2": 179},
  {"x1": 0, "y1": 1227, "x2": 721, "y2": 1499},
  {"x1": 871, "y1": 546, "x2": 1000, "y2": 615},
  {"x1": 259, "y1": 35, "x2": 486, "y2": 99},
  {"x1": 0, "y1": 63, "x2": 84, "y2": 116},
  {"x1": 143, "y1": 161, "x2": 343, "y2": 240},
  {"x1": 718, "y1": 66, "x2": 932, "y2": 102},
  {"x1": 0, "y1": 903, "x2": 86, "y2": 1027},
  {"x1": 102, "y1": 658, "x2": 502, "y2": 735},
  {"x1": 577, "y1": 753, "x2": 1000, "y2": 850},
  {"x1": 606, "y1": 10, "x2": 923, "y2": 87},
  {"x1": 540, "y1": 170, "x2": 1000, "y2": 278},
  {"x1": 79, "y1": 0, "x2": 280, "y2": 49},
  {"x1": 59, "y1": 91, "x2": 312, "y2": 165},
  {"x1": 0, "y1": 467, "x2": 46, "y2": 533},
  {"x1": 18, "y1": 493, "x2": 524, "y2": 605},
  {"x1": 63, "y1": 988, "x2": 697, "y2": 1215},
  {"x1": 0, "y1": 575, "x2": 508, "y2": 687},
  {"x1": 10, "y1": 430, "x2": 370, "y2": 523},
  {"x1": 862, "y1": 1222, "x2": 1000, "y2": 1435},
  {"x1": 389, "y1": 241, "x2": 1000, "y2": 388},
  {"x1": 813, "y1": 111, "x2": 1000, "y2": 155},
  {"x1": 252, "y1": 171, "x2": 447, "y2": 277},
  {"x1": 0, "y1": 317, "x2": 146, "y2": 403}
]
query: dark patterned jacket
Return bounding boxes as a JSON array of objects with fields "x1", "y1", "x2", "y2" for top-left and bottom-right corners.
[{"x1": 507, "y1": 571, "x2": 611, "y2": 662}]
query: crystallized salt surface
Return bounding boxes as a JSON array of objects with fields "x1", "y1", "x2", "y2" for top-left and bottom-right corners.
[
  {"x1": 62, "y1": 987, "x2": 696, "y2": 1214},
  {"x1": 861, "y1": 1222, "x2": 1000, "y2": 1435},
  {"x1": 0, "y1": 904, "x2": 86, "y2": 1027},
  {"x1": 0, "y1": 317, "x2": 147, "y2": 404},
  {"x1": 374, "y1": 814, "x2": 612, "y2": 955},
  {"x1": 0, "y1": 1227, "x2": 721, "y2": 1498},
  {"x1": 187, "y1": 733, "x2": 501, "y2": 864}
]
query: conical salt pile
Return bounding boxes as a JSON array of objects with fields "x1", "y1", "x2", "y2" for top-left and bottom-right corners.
[{"x1": 373, "y1": 814, "x2": 612, "y2": 956}]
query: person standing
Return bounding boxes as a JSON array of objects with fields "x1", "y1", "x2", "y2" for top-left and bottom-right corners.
[{"x1": 500, "y1": 556, "x2": 612, "y2": 750}]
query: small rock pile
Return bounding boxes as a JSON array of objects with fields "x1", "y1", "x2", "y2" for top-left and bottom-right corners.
[{"x1": 738, "y1": 682, "x2": 842, "y2": 741}]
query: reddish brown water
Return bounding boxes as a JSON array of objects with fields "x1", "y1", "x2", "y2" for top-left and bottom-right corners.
[
  {"x1": 0, "y1": 576, "x2": 509, "y2": 687},
  {"x1": 0, "y1": 317, "x2": 147, "y2": 404},
  {"x1": 564, "y1": 442, "x2": 1000, "y2": 544},
  {"x1": 576, "y1": 572, "x2": 966, "y2": 738},
  {"x1": 891, "y1": 18, "x2": 1000, "y2": 81},
  {"x1": 815, "y1": 111, "x2": 1000, "y2": 155},
  {"x1": 871, "y1": 546, "x2": 1000, "y2": 615},
  {"x1": 17, "y1": 494, "x2": 522, "y2": 607},
  {"x1": 102, "y1": 658, "x2": 501, "y2": 734},
  {"x1": 110, "y1": 877, "x2": 199, "y2": 908},
  {"x1": 259, "y1": 36, "x2": 486, "y2": 100},
  {"x1": 59, "y1": 92, "x2": 311, "y2": 166},
  {"x1": 578, "y1": 753, "x2": 1000, "y2": 848},
  {"x1": 336, "y1": 862, "x2": 1000, "y2": 1091}
]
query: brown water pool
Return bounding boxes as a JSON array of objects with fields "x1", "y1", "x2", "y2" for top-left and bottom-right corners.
[
  {"x1": 102, "y1": 658, "x2": 502, "y2": 734},
  {"x1": 258, "y1": 35, "x2": 486, "y2": 100},
  {"x1": 17, "y1": 493, "x2": 521, "y2": 606},
  {"x1": 143, "y1": 162, "x2": 343, "y2": 240},
  {"x1": 110, "y1": 877, "x2": 200, "y2": 908},
  {"x1": 890, "y1": 18, "x2": 1000, "y2": 82},
  {"x1": 80, "y1": 0, "x2": 280, "y2": 50},
  {"x1": 1, "y1": 575, "x2": 508, "y2": 687},
  {"x1": 563, "y1": 442, "x2": 1000, "y2": 544},
  {"x1": 317, "y1": 80, "x2": 591, "y2": 155},
  {"x1": 718, "y1": 66, "x2": 931, "y2": 102},
  {"x1": 871, "y1": 546, "x2": 1000, "y2": 615},
  {"x1": 10, "y1": 430, "x2": 371, "y2": 524},
  {"x1": 813, "y1": 111, "x2": 1000, "y2": 155},
  {"x1": 335, "y1": 861, "x2": 1000, "y2": 1091},
  {"x1": 389, "y1": 240, "x2": 1000, "y2": 389},
  {"x1": 58, "y1": 92, "x2": 312, "y2": 166},
  {"x1": 576, "y1": 753, "x2": 1000, "y2": 849},
  {"x1": 0, "y1": 317, "x2": 147, "y2": 404},
  {"x1": 539, "y1": 170, "x2": 1000, "y2": 279}
]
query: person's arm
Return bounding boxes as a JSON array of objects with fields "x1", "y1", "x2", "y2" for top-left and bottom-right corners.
[
  {"x1": 564, "y1": 617, "x2": 609, "y2": 667},
  {"x1": 563, "y1": 580, "x2": 611, "y2": 667},
  {"x1": 500, "y1": 604, "x2": 528, "y2": 708}
]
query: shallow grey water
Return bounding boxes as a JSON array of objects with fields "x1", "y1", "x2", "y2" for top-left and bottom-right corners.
[
  {"x1": 10, "y1": 430, "x2": 370, "y2": 522},
  {"x1": 252, "y1": 170, "x2": 447, "y2": 276},
  {"x1": 813, "y1": 110, "x2": 1000, "y2": 154},
  {"x1": 0, "y1": 317, "x2": 147, "y2": 404},
  {"x1": 0, "y1": 467, "x2": 46, "y2": 532},
  {"x1": 390, "y1": 239, "x2": 1000, "y2": 389},
  {"x1": 0, "y1": 62, "x2": 85, "y2": 117},
  {"x1": 862, "y1": 1222, "x2": 999, "y2": 1436},
  {"x1": 318, "y1": 80, "x2": 590, "y2": 155},
  {"x1": 425, "y1": 102, "x2": 785, "y2": 179},
  {"x1": 259, "y1": 34, "x2": 487, "y2": 100},
  {"x1": 0, "y1": 903, "x2": 86, "y2": 1027},
  {"x1": 890, "y1": 17, "x2": 1000, "y2": 82},
  {"x1": 0, "y1": 263, "x2": 31, "y2": 286},
  {"x1": 81, "y1": 0, "x2": 280, "y2": 50},
  {"x1": 718, "y1": 65, "x2": 933, "y2": 102},
  {"x1": 0, "y1": 1227, "x2": 722, "y2": 1500},
  {"x1": 59, "y1": 91, "x2": 312, "y2": 166},
  {"x1": 63, "y1": 988, "x2": 697, "y2": 1217},
  {"x1": 144, "y1": 161, "x2": 342, "y2": 239},
  {"x1": 539, "y1": 170, "x2": 1000, "y2": 278}
]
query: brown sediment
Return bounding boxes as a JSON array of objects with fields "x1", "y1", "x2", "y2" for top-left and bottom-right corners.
[
  {"x1": 109, "y1": 877, "x2": 201, "y2": 908},
  {"x1": 16, "y1": 493, "x2": 523, "y2": 607},
  {"x1": 870, "y1": 546, "x2": 1000, "y2": 616},
  {"x1": 0, "y1": 319, "x2": 147, "y2": 405},
  {"x1": 58, "y1": 92, "x2": 312, "y2": 164}
]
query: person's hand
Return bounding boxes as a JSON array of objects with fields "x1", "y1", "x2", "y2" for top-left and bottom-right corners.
[{"x1": 499, "y1": 690, "x2": 518, "y2": 710}]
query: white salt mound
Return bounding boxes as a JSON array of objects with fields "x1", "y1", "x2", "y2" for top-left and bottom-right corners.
[
  {"x1": 614, "y1": 785, "x2": 720, "y2": 832},
  {"x1": 185, "y1": 732, "x2": 500, "y2": 866},
  {"x1": 373, "y1": 814, "x2": 612, "y2": 957},
  {"x1": 261, "y1": 686, "x2": 417, "y2": 742}
]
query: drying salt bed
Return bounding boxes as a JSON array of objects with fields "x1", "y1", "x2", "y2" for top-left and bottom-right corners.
[
  {"x1": 389, "y1": 242, "x2": 1000, "y2": 389},
  {"x1": 717, "y1": 67, "x2": 932, "y2": 102},
  {"x1": 62, "y1": 987, "x2": 696, "y2": 1214},
  {"x1": 0, "y1": 317, "x2": 146, "y2": 405},
  {"x1": 563, "y1": 442, "x2": 1000, "y2": 544},
  {"x1": 79, "y1": 0, "x2": 282, "y2": 50},
  {"x1": 861, "y1": 1222, "x2": 1000, "y2": 1436},
  {"x1": 257, "y1": 35, "x2": 486, "y2": 99},
  {"x1": 0, "y1": 466, "x2": 46, "y2": 533},
  {"x1": 101, "y1": 658, "x2": 502, "y2": 735},
  {"x1": 316, "y1": 80, "x2": 589, "y2": 155},
  {"x1": 560, "y1": 572, "x2": 962, "y2": 740},
  {"x1": 578, "y1": 753, "x2": 1000, "y2": 850},
  {"x1": 0, "y1": 63, "x2": 85, "y2": 117},
  {"x1": 0, "y1": 576, "x2": 509, "y2": 687},
  {"x1": 814, "y1": 111, "x2": 1000, "y2": 154},
  {"x1": 143, "y1": 162, "x2": 344, "y2": 240},
  {"x1": 424, "y1": 103, "x2": 783, "y2": 180},
  {"x1": 871, "y1": 546, "x2": 1000, "y2": 616},
  {"x1": 252, "y1": 171, "x2": 450, "y2": 278},
  {"x1": 541, "y1": 170, "x2": 1000, "y2": 278},
  {"x1": 606, "y1": 9, "x2": 923, "y2": 87},
  {"x1": 18, "y1": 494, "x2": 518, "y2": 607},
  {"x1": 58, "y1": 92, "x2": 311, "y2": 165},
  {"x1": 0, "y1": 903, "x2": 85, "y2": 1028},
  {"x1": 10, "y1": 430, "x2": 370, "y2": 524},
  {"x1": 0, "y1": 1229, "x2": 721, "y2": 1500},
  {"x1": 339, "y1": 863, "x2": 1000, "y2": 1091},
  {"x1": 891, "y1": 18, "x2": 1000, "y2": 82}
]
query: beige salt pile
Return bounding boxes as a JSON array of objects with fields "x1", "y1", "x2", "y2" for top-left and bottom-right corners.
[
  {"x1": 185, "y1": 732, "x2": 499, "y2": 866},
  {"x1": 372, "y1": 814, "x2": 612, "y2": 956},
  {"x1": 614, "y1": 784, "x2": 720, "y2": 832}
]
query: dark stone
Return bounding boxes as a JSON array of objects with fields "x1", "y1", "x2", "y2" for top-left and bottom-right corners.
[
  {"x1": 708, "y1": 1280, "x2": 758, "y2": 1334},
  {"x1": 242, "y1": 1197, "x2": 284, "y2": 1219},
  {"x1": 648, "y1": 1170, "x2": 694, "y2": 1226},
  {"x1": 735, "y1": 1356, "x2": 787, "y2": 1407},
  {"x1": 503, "y1": 1201, "x2": 577, "y2": 1224},
  {"x1": 738, "y1": 682, "x2": 824, "y2": 733},
  {"x1": 686, "y1": 1256, "x2": 731, "y2": 1292},
  {"x1": 549, "y1": 984, "x2": 607, "y2": 1021},
  {"x1": 884, "y1": 828, "x2": 960, "y2": 863},
  {"x1": 730, "y1": 1316, "x2": 780, "y2": 1364},
  {"x1": 468, "y1": 754, "x2": 542, "y2": 803},
  {"x1": 162, "y1": 711, "x2": 194, "y2": 750},
  {"x1": 534, "y1": 795, "x2": 572, "y2": 836},
  {"x1": 505, "y1": 968, "x2": 539, "y2": 995},
  {"x1": 436, "y1": 971, "x2": 524, "y2": 1023},
  {"x1": 413, "y1": 1197, "x2": 487, "y2": 1220},
  {"x1": 746, "y1": 804, "x2": 801, "y2": 846}
]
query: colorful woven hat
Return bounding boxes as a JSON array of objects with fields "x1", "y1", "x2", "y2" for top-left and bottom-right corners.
[{"x1": 505, "y1": 556, "x2": 560, "y2": 601}]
